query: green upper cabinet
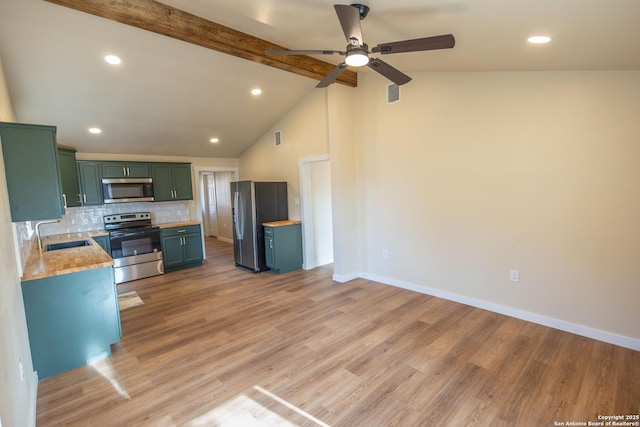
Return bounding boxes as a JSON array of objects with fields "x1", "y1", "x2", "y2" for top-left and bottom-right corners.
[
  {"x1": 57, "y1": 148, "x2": 81, "y2": 208},
  {"x1": 151, "y1": 163, "x2": 193, "y2": 201},
  {"x1": 101, "y1": 161, "x2": 150, "y2": 178},
  {"x1": 0, "y1": 122, "x2": 64, "y2": 222},
  {"x1": 77, "y1": 161, "x2": 103, "y2": 205}
]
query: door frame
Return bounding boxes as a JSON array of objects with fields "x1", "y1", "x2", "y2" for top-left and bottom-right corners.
[
  {"x1": 193, "y1": 166, "x2": 239, "y2": 251},
  {"x1": 298, "y1": 154, "x2": 331, "y2": 270}
]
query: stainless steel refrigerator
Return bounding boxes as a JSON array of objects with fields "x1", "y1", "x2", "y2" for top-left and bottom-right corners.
[{"x1": 231, "y1": 181, "x2": 288, "y2": 272}]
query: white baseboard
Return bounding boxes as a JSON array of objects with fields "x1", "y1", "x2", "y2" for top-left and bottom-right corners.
[
  {"x1": 356, "y1": 273, "x2": 640, "y2": 351},
  {"x1": 216, "y1": 237, "x2": 233, "y2": 244},
  {"x1": 332, "y1": 272, "x2": 361, "y2": 283}
]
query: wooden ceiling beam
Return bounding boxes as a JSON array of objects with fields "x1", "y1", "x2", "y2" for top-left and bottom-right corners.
[{"x1": 42, "y1": 0, "x2": 357, "y2": 87}]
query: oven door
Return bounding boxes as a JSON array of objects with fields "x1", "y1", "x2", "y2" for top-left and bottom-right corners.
[{"x1": 109, "y1": 228, "x2": 162, "y2": 259}]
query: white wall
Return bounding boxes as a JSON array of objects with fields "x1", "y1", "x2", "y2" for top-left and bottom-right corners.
[
  {"x1": 240, "y1": 70, "x2": 640, "y2": 348},
  {"x1": 0, "y1": 58, "x2": 37, "y2": 427},
  {"x1": 357, "y1": 71, "x2": 640, "y2": 345},
  {"x1": 239, "y1": 90, "x2": 329, "y2": 219}
]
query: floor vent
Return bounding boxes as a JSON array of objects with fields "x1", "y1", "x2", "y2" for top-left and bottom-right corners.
[
  {"x1": 387, "y1": 83, "x2": 400, "y2": 104},
  {"x1": 274, "y1": 130, "x2": 282, "y2": 147}
]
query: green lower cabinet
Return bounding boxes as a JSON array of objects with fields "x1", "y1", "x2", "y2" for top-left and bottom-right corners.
[
  {"x1": 21, "y1": 267, "x2": 121, "y2": 380},
  {"x1": 264, "y1": 222, "x2": 303, "y2": 274},
  {"x1": 161, "y1": 225, "x2": 203, "y2": 272}
]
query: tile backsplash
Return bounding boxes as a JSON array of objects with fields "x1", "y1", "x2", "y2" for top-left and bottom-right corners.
[
  {"x1": 37, "y1": 201, "x2": 192, "y2": 236},
  {"x1": 16, "y1": 201, "x2": 192, "y2": 270}
]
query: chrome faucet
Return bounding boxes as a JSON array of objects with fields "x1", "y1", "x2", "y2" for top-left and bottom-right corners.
[{"x1": 35, "y1": 219, "x2": 60, "y2": 251}]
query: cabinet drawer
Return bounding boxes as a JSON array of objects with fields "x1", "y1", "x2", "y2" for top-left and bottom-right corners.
[
  {"x1": 264, "y1": 227, "x2": 274, "y2": 236},
  {"x1": 161, "y1": 224, "x2": 200, "y2": 237}
]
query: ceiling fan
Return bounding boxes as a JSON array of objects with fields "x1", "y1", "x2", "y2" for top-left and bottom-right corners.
[{"x1": 266, "y1": 3, "x2": 455, "y2": 88}]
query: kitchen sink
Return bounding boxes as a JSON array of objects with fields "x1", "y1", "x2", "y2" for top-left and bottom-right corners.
[{"x1": 45, "y1": 240, "x2": 91, "y2": 251}]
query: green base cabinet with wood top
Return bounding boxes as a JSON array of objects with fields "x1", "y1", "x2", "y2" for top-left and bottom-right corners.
[
  {"x1": 21, "y1": 267, "x2": 121, "y2": 379},
  {"x1": 0, "y1": 122, "x2": 64, "y2": 221},
  {"x1": 161, "y1": 224, "x2": 203, "y2": 272},
  {"x1": 264, "y1": 220, "x2": 303, "y2": 274}
]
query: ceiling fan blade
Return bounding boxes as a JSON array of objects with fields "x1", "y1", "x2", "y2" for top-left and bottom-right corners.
[
  {"x1": 266, "y1": 49, "x2": 344, "y2": 56},
  {"x1": 367, "y1": 58, "x2": 412, "y2": 86},
  {"x1": 316, "y1": 63, "x2": 349, "y2": 88},
  {"x1": 373, "y1": 34, "x2": 455, "y2": 54},
  {"x1": 334, "y1": 4, "x2": 363, "y2": 45}
]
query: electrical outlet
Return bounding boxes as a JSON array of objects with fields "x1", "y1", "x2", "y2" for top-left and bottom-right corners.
[
  {"x1": 382, "y1": 249, "x2": 388, "y2": 258},
  {"x1": 510, "y1": 270, "x2": 520, "y2": 283},
  {"x1": 19, "y1": 359, "x2": 25, "y2": 382}
]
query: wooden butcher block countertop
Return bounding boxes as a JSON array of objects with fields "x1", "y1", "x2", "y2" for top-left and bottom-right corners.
[
  {"x1": 262, "y1": 220, "x2": 301, "y2": 227},
  {"x1": 156, "y1": 220, "x2": 201, "y2": 229},
  {"x1": 22, "y1": 230, "x2": 113, "y2": 282}
]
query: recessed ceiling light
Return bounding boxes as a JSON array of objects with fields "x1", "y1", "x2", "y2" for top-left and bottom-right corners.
[
  {"x1": 251, "y1": 88, "x2": 262, "y2": 96},
  {"x1": 210, "y1": 138, "x2": 219, "y2": 143},
  {"x1": 105, "y1": 55, "x2": 121, "y2": 65},
  {"x1": 528, "y1": 36, "x2": 551, "y2": 44},
  {"x1": 89, "y1": 127, "x2": 102, "y2": 134}
]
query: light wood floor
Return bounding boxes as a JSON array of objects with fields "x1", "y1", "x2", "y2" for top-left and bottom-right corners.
[{"x1": 36, "y1": 237, "x2": 639, "y2": 426}]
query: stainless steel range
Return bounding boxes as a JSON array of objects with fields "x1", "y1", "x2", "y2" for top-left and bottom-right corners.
[{"x1": 104, "y1": 212, "x2": 163, "y2": 284}]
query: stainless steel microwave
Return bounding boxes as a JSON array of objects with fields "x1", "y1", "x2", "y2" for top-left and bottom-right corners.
[{"x1": 102, "y1": 178, "x2": 154, "y2": 203}]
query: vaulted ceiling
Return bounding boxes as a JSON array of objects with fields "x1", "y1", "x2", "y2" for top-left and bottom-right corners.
[{"x1": 0, "y1": 0, "x2": 638, "y2": 158}]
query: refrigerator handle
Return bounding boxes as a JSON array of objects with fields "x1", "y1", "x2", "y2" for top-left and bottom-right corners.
[{"x1": 233, "y1": 191, "x2": 243, "y2": 240}]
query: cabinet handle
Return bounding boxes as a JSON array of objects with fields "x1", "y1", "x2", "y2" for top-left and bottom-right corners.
[
  {"x1": 77, "y1": 193, "x2": 82, "y2": 203},
  {"x1": 178, "y1": 229, "x2": 187, "y2": 233},
  {"x1": 181, "y1": 237, "x2": 186, "y2": 245},
  {"x1": 62, "y1": 194, "x2": 67, "y2": 209},
  {"x1": 83, "y1": 194, "x2": 87, "y2": 203},
  {"x1": 123, "y1": 167, "x2": 127, "y2": 176},
  {"x1": 127, "y1": 167, "x2": 131, "y2": 176},
  {"x1": 269, "y1": 240, "x2": 273, "y2": 248}
]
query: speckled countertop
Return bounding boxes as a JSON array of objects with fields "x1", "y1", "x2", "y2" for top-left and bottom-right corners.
[
  {"x1": 21, "y1": 230, "x2": 113, "y2": 282},
  {"x1": 156, "y1": 220, "x2": 201, "y2": 229},
  {"x1": 263, "y1": 220, "x2": 301, "y2": 227}
]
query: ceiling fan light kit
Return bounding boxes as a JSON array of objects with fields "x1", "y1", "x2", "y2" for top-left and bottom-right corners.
[
  {"x1": 345, "y1": 44, "x2": 370, "y2": 67},
  {"x1": 266, "y1": 3, "x2": 455, "y2": 88}
]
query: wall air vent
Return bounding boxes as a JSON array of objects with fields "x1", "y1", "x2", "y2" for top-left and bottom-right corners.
[
  {"x1": 387, "y1": 83, "x2": 400, "y2": 104},
  {"x1": 274, "y1": 130, "x2": 282, "y2": 147}
]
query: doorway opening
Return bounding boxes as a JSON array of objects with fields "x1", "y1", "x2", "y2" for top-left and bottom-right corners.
[
  {"x1": 299, "y1": 156, "x2": 334, "y2": 270},
  {"x1": 197, "y1": 169, "x2": 236, "y2": 244}
]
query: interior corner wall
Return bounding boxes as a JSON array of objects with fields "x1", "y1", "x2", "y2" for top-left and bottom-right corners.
[
  {"x1": 0, "y1": 57, "x2": 38, "y2": 427},
  {"x1": 326, "y1": 84, "x2": 361, "y2": 279},
  {"x1": 357, "y1": 70, "x2": 640, "y2": 344},
  {"x1": 238, "y1": 89, "x2": 330, "y2": 219}
]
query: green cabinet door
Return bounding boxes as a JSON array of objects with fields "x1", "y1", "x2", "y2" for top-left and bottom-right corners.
[
  {"x1": 0, "y1": 122, "x2": 64, "y2": 222},
  {"x1": 77, "y1": 161, "x2": 103, "y2": 205},
  {"x1": 264, "y1": 223, "x2": 302, "y2": 274},
  {"x1": 264, "y1": 229, "x2": 275, "y2": 269},
  {"x1": 162, "y1": 235, "x2": 186, "y2": 269},
  {"x1": 183, "y1": 233, "x2": 204, "y2": 264},
  {"x1": 151, "y1": 163, "x2": 193, "y2": 201},
  {"x1": 161, "y1": 225, "x2": 203, "y2": 272},
  {"x1": 172, "y1": 163, "x2": 193, "y2": 200},
  {"x1": 151, "y1": 163, "x2": 174, "y2": 201},
  {"x1": 101, "y1": 162, "x2": 150, "y2": 178},
  {"x1": 58, "y1": 148, "x2": 81, "y2": 208},
  {"x1": 21, "y1": 267, "x2": 120, "y2": 379}
]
